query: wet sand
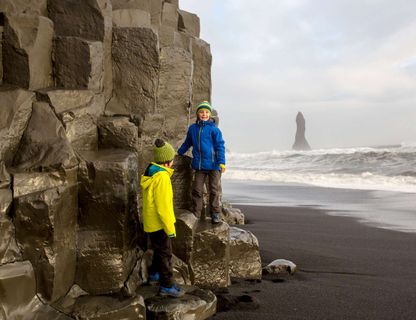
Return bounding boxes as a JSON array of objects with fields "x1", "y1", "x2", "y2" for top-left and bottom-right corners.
[{"x1": 211, "y1": 205, "x2": 416, "y2": 320}]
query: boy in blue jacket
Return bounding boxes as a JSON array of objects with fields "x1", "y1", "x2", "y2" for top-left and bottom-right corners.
[{"x1": 178, "y1": 101, "x2": 226, "y2": 223}]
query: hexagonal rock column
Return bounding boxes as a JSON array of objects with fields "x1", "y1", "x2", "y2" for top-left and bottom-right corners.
[
  {"x1": 3, "y1": 14, "x2": 53, "y2": 90},
  {"x1": 76, "y1": 149, "x2": 139, "y2": 295},
  {"x1": 37, "y1": 89, "x2": 105, "y2": 152},
  {"x1": 112, "y1": 9, "x2": 151, "y2": 28},
  {"x1": 173, "y1": 210, "x2": 230, "y2": 288},
  {"x1": 0, "y1": 261, "x2": 72, "y2": 319},
  {"x1": 171, "y1": 155, "x2": 193, "y2": 210},
  {"x1": 13, "y1": 169, "x2": 78, "y2": 302},
  {"x1": 140, "y1": 286, "x2": 216, "y2": 320},
  {"x1": 12, "y1": 102, "x2": 78, "y2": 170},
  {"x1": 229, "y1": 227, "x2": 262, "y2": 280},
  {"x1": 54, "y1": 37, "x2": 104, "y2": 93},
  {"x1": 0, "y1": 87, "x2": 34, "y2": 167},
  {"x1": 191, "y1": 38, "x2": 212, "y2": 112},
  {"x1": 106, "y1": 27, "x2": 159, "y2": 117},
  {"x1": 158, "y1": 47, "x2": 193, "y2": 147},
  {"x1": 178, "y1": 10, "x2": 200, "y2": 37},
  {"x1": 47, "y1": 0, "x2": 113, "y2": 102}
]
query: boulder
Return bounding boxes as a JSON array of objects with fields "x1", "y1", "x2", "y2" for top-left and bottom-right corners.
[
  {"x1": 112, "y1": 9, "x2": 151, "y2": 27},
  {"x1": 3, "y1": 14, "x2": 53, "y2": 90},
  {"x1": 37, "y1": 89, "x2": 105, "y2": 152},
  {"x1": 97, "y1": 116, "x2": 139, "y2": 154},
  {"x1": 178, "y1": 10, "x2": 200, "y2": 37},
  {"x1": 76, "y1": 149, "x2": 139, "y2": 295},
  {"x1": 12, "y1": 102, "x2": 78, "y2": 170},
  {"x1": 173, "y1": 210, "x2": 230, "y2": 288},
  {"x1": 0, "y1": 187, "x2": 21, "y2": 265},
  {"x1": 229, "y1": 227, "x2": 262, "y2": 279},
  {"x1": 141, "y1": 286, "x2": 216, "y2": 320},
  {"x1": 54, "y1": 37, "x2": 104, "y2": 93},
  {"x1": 264, "y1": 259, "x2": 297, "y2": 275},
  {"x1": 47, "y1": 0, "x2": 113, "y2": 102},
  {"x1": 106, "y1": 27, "x2": 159, "y2": 117},
  {"x1": 13, "y1": 169, "x2": 78, "y2": 302},
  {"x1": 292, "y1": 111, "x2": 311, "y2": 151},
  {"x1": 0, "y1": 261, "x2": 72, "y2": 319},
  {"x1": 191, "y1": 38, "x2": 212, "y2": 111},
  {"x1": 222, "y1": 201, "x2": 245, "y2": 225},
  {"x1": 157, "y1": 47, "x2": 193, "y2": 146},
  {"x1": 0, "y1": 87, "x2": 34, "y2": 166},
  {"x1": 171, "y1": 155, "x2": 193, "y2": 210},
  {"x1": 0, "y1": 0, "x2": 47, "y2": 16}
]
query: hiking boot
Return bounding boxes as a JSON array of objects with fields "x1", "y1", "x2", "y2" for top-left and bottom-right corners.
[
  {"x1": 159, "y1": 284, "x2": 185, "y2": 298},
  {"x1": 148, "y1": 272, "x2": 160, "y2": 285},
  {"x1": 211, "y1": 213, "x2": 221, "y2": 224}
]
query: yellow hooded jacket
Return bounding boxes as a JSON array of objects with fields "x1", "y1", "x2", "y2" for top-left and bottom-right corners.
[{"x1": 140, "y1": 162, "x2": 176, "y2": 237}]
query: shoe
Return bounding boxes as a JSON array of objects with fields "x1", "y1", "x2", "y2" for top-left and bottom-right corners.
[
  {"x1": 159, "y1": 284, "x2": 185, "y2": 298},
  {"x1": 211, "y1": 213, "x2": 221, "y2": 224},
  {"x1": 148, "y1": 272, "x2": 160, "y2": 285}
]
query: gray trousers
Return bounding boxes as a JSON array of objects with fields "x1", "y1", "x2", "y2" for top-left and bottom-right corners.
[{"x1": 192, "y1": 170, "x2": 221, "y2": 218}]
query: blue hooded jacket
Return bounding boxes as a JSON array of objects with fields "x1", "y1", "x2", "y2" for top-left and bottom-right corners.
[{"x1": 178, "y1": 119, "x2": 225, "y2": 171}]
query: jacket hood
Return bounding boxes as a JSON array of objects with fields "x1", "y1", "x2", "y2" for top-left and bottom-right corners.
[{"x1": 140, "y1": 162, "x2": 174, "y2": 190}]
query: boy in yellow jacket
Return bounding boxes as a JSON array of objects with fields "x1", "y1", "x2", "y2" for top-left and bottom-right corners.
[{"x1": 141, "y1": 139, "x2": 184, "y2": 298}]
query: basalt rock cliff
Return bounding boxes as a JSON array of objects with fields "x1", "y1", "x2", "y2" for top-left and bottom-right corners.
[{"x1": 0, "y1": 1, "x2": 260, "y2": 319}]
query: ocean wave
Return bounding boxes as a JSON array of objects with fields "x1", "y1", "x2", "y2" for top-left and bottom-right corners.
[
  {"x1": 223, "y1": 170, "x2": 416, "y2": 193},
  {"x1": 225, "y1": 144, "x2": 416, "y2": 193}
]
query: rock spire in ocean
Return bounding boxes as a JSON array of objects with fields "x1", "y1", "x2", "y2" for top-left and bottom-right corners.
[{"x1": 292, "y1": 112, "x2": 311, "y2": 151}]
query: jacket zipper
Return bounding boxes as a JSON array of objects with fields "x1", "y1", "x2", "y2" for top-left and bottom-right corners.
[{"x1": 198, "y1": 125, "x2": 203, "y2": 170}]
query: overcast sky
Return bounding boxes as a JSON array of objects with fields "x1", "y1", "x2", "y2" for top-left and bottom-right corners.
[{"x1": 180, "y1": 0, "x2": 416, "y2": 152}]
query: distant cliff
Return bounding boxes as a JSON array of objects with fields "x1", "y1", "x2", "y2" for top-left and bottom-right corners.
[{"x1": 292, "y1": 111, "x2": 311, "y2": 151}]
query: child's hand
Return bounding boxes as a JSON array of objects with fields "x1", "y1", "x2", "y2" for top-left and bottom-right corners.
[{"x1": 220, "y1": 164, "x2": 226, "y2": 173}]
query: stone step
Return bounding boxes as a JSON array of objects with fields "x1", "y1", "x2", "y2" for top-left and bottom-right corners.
[{"x1": 137, "y1": 285, "x2": 216, "y2": 320}]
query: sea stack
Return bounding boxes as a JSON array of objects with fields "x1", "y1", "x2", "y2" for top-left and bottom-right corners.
[{"x1": 292, "y1": 112, "x2": 311, "y2": 151}]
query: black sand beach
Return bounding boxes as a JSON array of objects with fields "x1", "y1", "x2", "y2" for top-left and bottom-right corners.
[{"x1": 211, "y1": 204, "x2": 416, "y2": 320}]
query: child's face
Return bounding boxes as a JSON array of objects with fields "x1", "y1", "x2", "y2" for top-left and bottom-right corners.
[{"x1": 197, "y1": 109, "x2": 210, "y2": 121}]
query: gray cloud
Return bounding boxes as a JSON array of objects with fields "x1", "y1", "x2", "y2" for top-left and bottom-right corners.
[{"x1": 181, "y1": 0, "x2": 416, "y2": 151}]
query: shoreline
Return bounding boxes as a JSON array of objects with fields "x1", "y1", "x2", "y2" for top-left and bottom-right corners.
[{"x1": 212, "y1": 204, "x2": 416, "y2": 319}]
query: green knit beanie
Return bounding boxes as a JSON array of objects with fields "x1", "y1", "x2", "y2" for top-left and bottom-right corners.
[
  {"x1": 196, "y1": 101, "x2": 212, "y2": 114},
  {"x1": 154, "y1": 139, "x2": 176, "y2": 163}
]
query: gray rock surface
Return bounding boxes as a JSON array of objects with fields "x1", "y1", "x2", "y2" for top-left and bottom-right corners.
[
  {"x1": 292, "y1": 111, "x2": 311, "y2": 151},
  {"x1": 0, "y1": 0, "x2": 47, "y2": 16},
  {"x1": 0, "y1": 87, "x2": 34, "y2": 166},
  {"x1": 112, "y1": 9, "x2": 151, "y2": 27},
  {"x1": 12, "y1": 102, "x2": 78, "y2": 170},
  {"x1": 229, "y1": 227, "x2": 262, "y2": 279},
  {"x1": 0, "y1": 261, "x2": 72, "y2": 319},
  {"x1": 158, "y1": 47, "x2": 193, "y2": 146},
  {"x1": 47, "y1": 0, "x2": 113, "y2": 102},
  {"x1": 98, "y1": 116, "x2": 139, "y2": 154},
  {"x1": 171, "y1": 155, "x2": 193, "y2": 210},
  {"x1": 76, "y1": 149, "x2": 139, "y2": 294},
  {"x1": 111, "y1": 0, "x2": 151, "y2": 11},
  {"x1": 13, "y1": 170, "x2": 78, "y2": 302},
  {"x1": 106, "y1": 27, "x2": 159, "y2": 117},
  {"x1": 3, "y1": 14, "x2": 53, "y2": 90},
  {"x1": 179, "y1": 10, "x2": 200, "y2": 37},
  {"x1": 37, "y1": 89, "x2": 105, "y2": 151},
  {"x1": 54, "y1": 37, "x2": 104, "y2": 92},
  {"x1": 191, "y1": 38, "x2": 212, "y2": 111}
]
